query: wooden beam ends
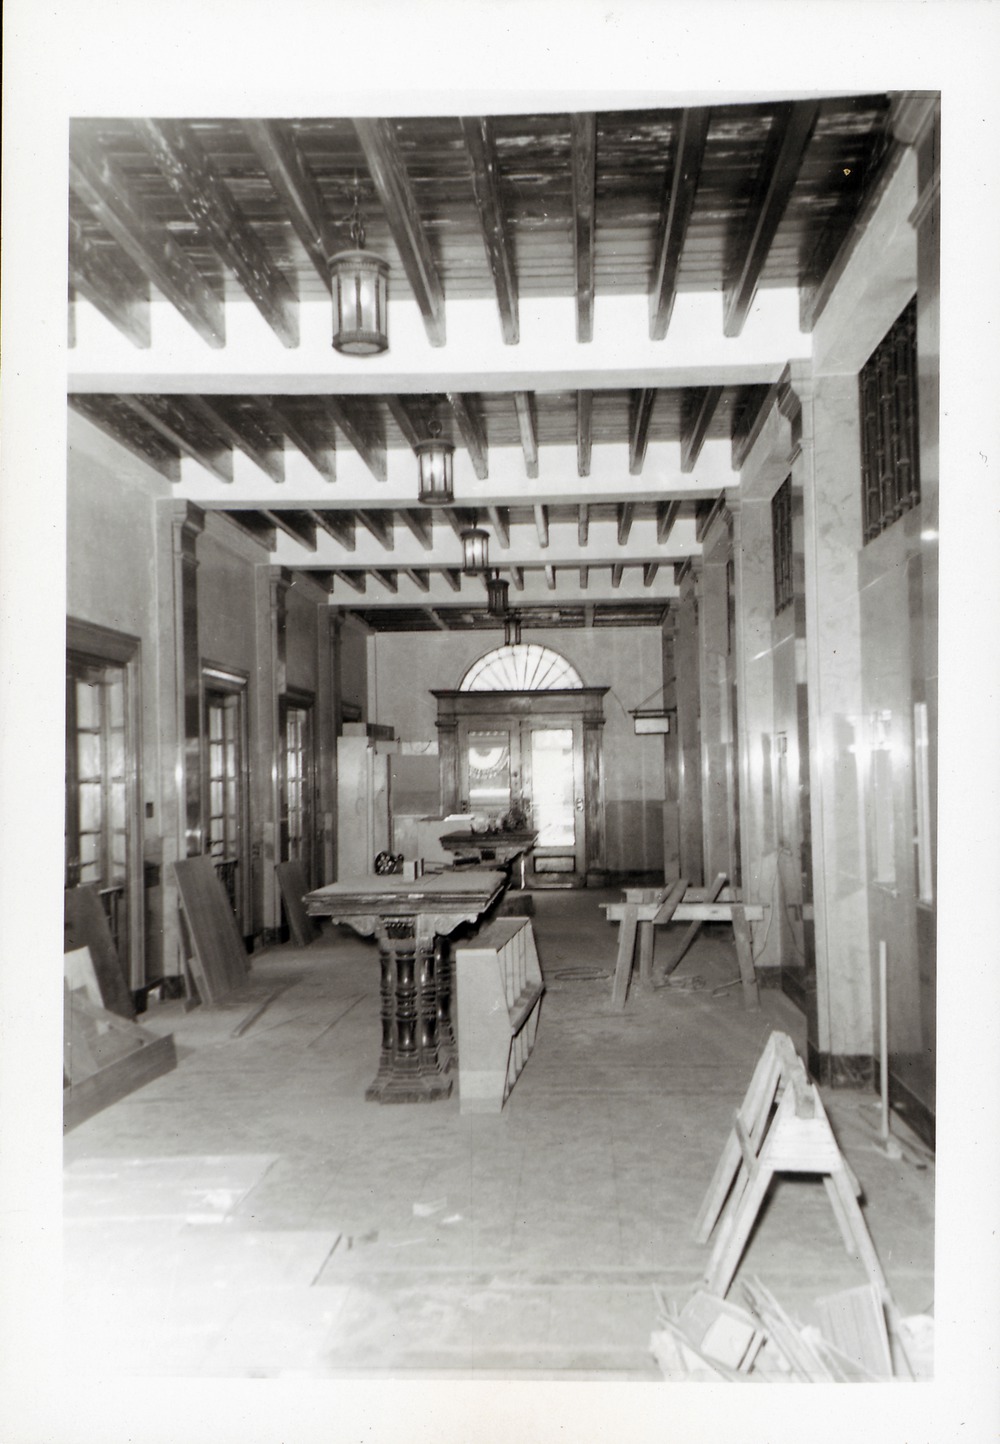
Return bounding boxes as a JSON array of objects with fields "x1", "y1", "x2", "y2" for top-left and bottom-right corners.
[
  {"x1": 680, "y1": 386, "x2": 724, "y2": 473},
  {"x1": 446, "y1": 393, "x2": 489, "y2": 479},
  {"x1": 570, "y1": 113, "x2": 597, "y2": 343},
  {"x1": 629, "y1": 388, "x2": 657, "y2": 475},
  {"x1": 650, "y1": 107, "x2": 711, "y2": 340},
  {"x1": 460, "y1": 117, "x2": 519, "y2": 345}
]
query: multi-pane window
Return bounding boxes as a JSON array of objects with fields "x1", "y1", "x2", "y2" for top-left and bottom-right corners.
[
  {"x1": 859, "y1": 297, "x2": 920, "y2": 543},
  {"x1": 205, "y1": 688, "x2": 242, "y2": 913},
  {"x1": 772, "y1": 475, "x2": 794, "y2": 615},
  {"x1": 460, "y1": 644, "x2": 583, "y2": 691},
  {"x1": 280, "y1": 696, "x2": 314, "y2": 885}
]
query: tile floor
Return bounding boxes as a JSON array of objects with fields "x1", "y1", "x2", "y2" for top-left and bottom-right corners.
[{"x1": 62, "y1": 889, "x2": 935, "y2": 1382}]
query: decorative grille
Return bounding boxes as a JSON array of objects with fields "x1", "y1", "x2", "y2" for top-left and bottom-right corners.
[{"x1": 859, "y1": 298, "x2": 920, "y2": 543}]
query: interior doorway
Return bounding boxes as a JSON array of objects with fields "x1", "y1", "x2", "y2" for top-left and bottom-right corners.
[{"x1": 202, "y1": 667, "x2": 250, "y2": 937}]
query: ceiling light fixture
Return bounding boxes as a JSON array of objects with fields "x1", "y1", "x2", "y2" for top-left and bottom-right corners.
[
  {"x1": 485, "y1": 572, "x2": 509, "y2": 616},
  {"x1": 503, "y1": 613, "x2": 522, "y2": 647},
  {"x1": 330, "y1": 180, "x2": 389, "y2": 356},
  {"x1": 415, "y1": 419, "x2": 455, "y2": 504},
  {"x1": 461, "y1": 526, "x2": 490, "y2": 575}
]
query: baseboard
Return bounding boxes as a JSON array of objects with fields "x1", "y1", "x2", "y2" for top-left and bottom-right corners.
[{"x1": 807, "y1": 1044, "x2": 875, "y2": 1089}]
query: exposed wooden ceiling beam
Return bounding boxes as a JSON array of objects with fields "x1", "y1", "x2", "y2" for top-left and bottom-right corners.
[
  {"x1": 443, "y1": 508, "x2": 479, "y2": 543},
  {"x1": 68, "y1": 216, "x2": 150, "y2": 348},
  {"x1": 611, "y1": 563, "x2": 625, "y2": 588},
  {"x1": 372, "y1": 569, "x2": 399, "y2": 593},
  {"x1": 643, "y1": 562, "x2": 659, "y2": 587},
  {"x1": 399, "y1": 509, "x2": 434, "y2": 550},
  {"x1": 579, "y1": 566, "x2": 590, "y2": 590},
  {"x1": 427, "y1": 608, "x2": 450, "y2": 631},
  {"x1": 723, "y1": 100, "x2": 820, "y2": 338},
  {"x1": 242, "y1": 119, "x2": 334, "y2": 293},
  {"x1": 650, "y1": 107, "x2": 711, "y2": 340},
  {"x1": 441, "y1": 569, "x2": 462, "y2": 592},
  {"x1": 68, "y1": 394, "x2": 180, "y2": 482},
  {"x1": 353, "y1": 117, "x2": 446, "y2": 348},
  {"x1": 262, "y1": 399, "x2": 335, "y2": 483},
  {"x1": 514, "y1": 393, "x2": 539, "y2": 479},
  {"x1": 460, "y1": 117, "x2": 518, "y2": 345},
  {"x1": 117, "y1": 395, "x2": 233, "y2": 484},
  {"x1": 312, "y1": 510, "x2": 356, "y2": 551},
  {"x1": 68, "y1": 131, "x2": 225, "y2": 348},
  {"x1": 385, "y1": 396, "x2": 423, "y2": 452},
  {"x1": 133, "y1": 118, "x2": 298, "y2": 348},
  {"x1": 404, "y1": 568, "x2": 431, "y2": 592},
  {"x1": 446, "y1": 393, "x2": 488, "y2": 479},
  {"x1": 680, "y1": 386, "x2": 724, "y2": 473},
  {"x1": 510, "y1": 567, "x2": 524, "y2": 591},
  {"x1": 221, "y1": 511, "x2": 276, "y2": 548},
  {"x1": 584, "y1": 603, "x2": 595, "y2": 628},
  {"x1": 325, "y1": 398, "x2": 386, "y2": 482},
  {"x1": 656, "y1": 500, "x2": 681, "y2": 545},
  {"x1": 545, "y1": 566, "x2": 557, "y2": 591},
  {"x1": 186, "y1": 396, "x2": 285, "y2": 483},
  {"x1": 533, "y1": 505, "x2": 549, "y2": 549},
  {"x1": 578, "y1": 505, "x2": 590, "y2": 548},
  {"x1": 357, "y1": 511, "x2": 394, "y2": 551},
  {"x1": 487, "y1": 507, "x2": 510, "y2": 549},
  {"x1": 570, "y1": 113, "x2": 597, "y2": 343},
  {"x1": 577, "y1": 389, "x2": 593, "y2": 476},
  {"x1": 260, "y1": 510, "x2": 317, "y2": 551},
  {"x1": 333, "y1": 570, "x2": 367, "y2": 594},
  {"x1": 617, "y1": 503, "x2": 635, "y2": 546},
  {"x1": 629, "y1": 389, "x2": 657, "y2": 475}
]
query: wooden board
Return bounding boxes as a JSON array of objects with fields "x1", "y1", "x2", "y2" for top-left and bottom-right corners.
[
  {"x1": 173, "y1": 856, "x2": 249, "y2": 1004},
  {"x1": 63, "y1": 988, "x2": 177, "y2": 1130},
  {"x1": 659, "y1": 872, "x2": 727, "y2": 979},
  {"x1": 64, "y1": 884, "x2": 134, "y2": 1019},
  {"x1": 275, "y1": 861, "x2": 321, "y2": 947}
]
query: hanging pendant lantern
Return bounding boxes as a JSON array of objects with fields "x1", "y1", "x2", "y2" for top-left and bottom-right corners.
[
  {"x1": 503, "y1": 613, "x2": 522, "y2": 647},
  {"x1": 330, "y1": 183, "x2": 389, "y2": 356},
  {"x1": 486, "y1": 572, "x2": 509, "y2": 616},
  {"x1": 415, "y1": 420, "x2": 455, "y2": 504},
  {"x1": 461, "y1": 527, "x2": 490, "y2": 574}
]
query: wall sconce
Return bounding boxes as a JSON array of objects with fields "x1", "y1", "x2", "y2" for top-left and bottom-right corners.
[
  {"x1": 330, "y1": 182, "x2": 389, "y2": 356},
  {"x1": 415, "y1": 420, "x2": 455, "y2": 504},
  {"x1": 486, "y1": 573, "x2": 509, "y2": 616},
  {"x1": 461, "y1": 527, "x2": 490, "y2": 574}
]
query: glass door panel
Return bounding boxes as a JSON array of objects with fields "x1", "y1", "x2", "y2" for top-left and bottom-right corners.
[
  {"x1": 527, "y1": 728, "x2": 576, "y2": 846},
  {"x1": 466, "y1": 729, "x2": 513, "y2": 818}
]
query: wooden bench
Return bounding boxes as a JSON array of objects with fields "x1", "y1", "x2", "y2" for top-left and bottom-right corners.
[
  {"x1": 602, "y1": 876, "x2": 764, "y2": 1010},
  {"x1": 454, "y1": 918, "x2": 544, "y2": 1113}
]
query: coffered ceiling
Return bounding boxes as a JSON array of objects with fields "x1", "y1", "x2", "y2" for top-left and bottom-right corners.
[{"x1": 67, "y1": 95, "x2": 909, "y2": 631}]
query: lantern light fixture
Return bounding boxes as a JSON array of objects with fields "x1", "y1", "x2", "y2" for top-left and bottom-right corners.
[
  {"x1": 486, "y1": 572, "x2": 509, "y2": 616},
  {"x1": 330, "y1": 181, "x2": 389, "y2": 356},
  {"x1": 503, "y1": 613, "x2": 522, "y2": 647},
  {"x1": 415, "y1": 420, "x2": 455, "y2": 504},
  {"x1": 461, "y1": 526, "x2": 490, "y2": 574}
]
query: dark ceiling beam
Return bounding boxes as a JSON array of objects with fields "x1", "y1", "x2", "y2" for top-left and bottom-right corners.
[
  {"x1": 643, "y1": 562, "x2": 659, "y2": 587},
  {"x1": 446, "y1": 393, "x2": 489, "y2": 479},
  {"x1": 68, "y1": 216, "x2": 150, "y2": 348},
  {"x1": 221, "y1": 511, "x2": 277, "y2": 548},
  {"x1": 579, "y1": 567, "x2": 590, "y2": 590},
  {"x1": 443, "y1": 508, "x2": 479, "y2": 543},
  {"x1": 514, "y1": 393, "x2": 539, "y2": 479},
  {"x1": 333, "y1": 569, "x2": 366, "y2": 594},
  {"x1": 544, "y1": 566, "x2": 557, "y2": 591},
  {"x1": 570, "y1": 113, "x2": 597, "y2": 343},
  {"x1": 353, "y1": 117, "x2": 447, "y2": 348},
  {"x1": 731, "y1": 381, "x2": 781, "y2": 471},
  {"x1": 117, "y1": 395, "x2": 233, "y2": 484},
  {"x1": 576, "y1": 390, "x2": 593, "y2": 476},
  {"x1": 325, "y1": 398, "x2": 387, "y2": 482},
  {"x1": 242, "y1": 119, "x2": 335, "y2": 293},
  {"x1": 649, "y1": 106, "x2": 711, "y2": 340},
  {"x1": 133, "y1": 118, "x2": 298, "y2": 348},
  {"x1": 611, "y1": 563, "x2": 625, "y2": 588},
  {"x1": 722, "y1": 100, "x2": 820, "y2": 338},
  {"x1": 262, "y1": 399, "x2": 336, "y2": 483},
  {"x1": 385, "y1": 396, "x2": 423, "y2": 452},
  {"x1": 629, "y1": 388, "x2": 657, "y2": 475},
  {"x1": 487, "y1": 507, "x2": 510, "y2": 549},
  {"x1": 260, "y1": 510, "x2": 317, "y2": 551},
  {"x1": 68, "y1": 131, "x2": 225, "y2": 348},
  {"x1": 680, "y1": 386, "x2": 724, "y2": 473},
  {"x1": 578, "y1": 505, "x2": 590, "y2": 548},
  {"x1": 656, "y1": 500, "x2": 681, "y2": 545},
  {"x1": 441, "y1": 569, "x2": 462, "y2": 592},
  {"x1": 460, "y1": 117, "x2": 518, "y2": 345},
  {"x1": 186, "y1": 396, "x2": 285, "y2": 483},
  {"x1": 67, "y1": 394, "x2": 180, "y2": 482},
  {"x1": 357, "y1": 511, "x2": 394, "y2": 551},
  {"x1": 510, "y1": 567, "x2": 524, "y2": 591},
  {"x1": 533, "y1": 506, "x2": 549, "y2": 549},
  {"x1": 399, "y1": 509, "x2": 434, "y2": 550},
  {"x1": 372, "y1": 569, "x2": 399, "y2": 593},
  {"x1": 312, "y1": 510, "x2": 356, "y2": 551},
  {"x1": 404, "y1": 568, "x2": 431, "y2": 592},
  {"x1": 617, "y1": 503, "x2": 635, "y2": 546}
]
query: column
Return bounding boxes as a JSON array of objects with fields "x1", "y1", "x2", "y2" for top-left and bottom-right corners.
[{"x1": 253, "y1": 565, "x2": 291, "y2": 942}]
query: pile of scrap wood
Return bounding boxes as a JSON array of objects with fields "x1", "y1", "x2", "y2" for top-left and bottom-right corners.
[{"x1": 651, "y1": 1279, "x2": 930, "y2": 1381}]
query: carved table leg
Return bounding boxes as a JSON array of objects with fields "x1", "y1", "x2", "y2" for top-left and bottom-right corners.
[{"x1": 365, "y1": 916, "x2": 452, "y2": 1103}]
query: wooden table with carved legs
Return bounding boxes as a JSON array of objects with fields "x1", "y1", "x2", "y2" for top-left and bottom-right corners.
[{"x1": 304, "y1": 872, "x2": 507, "y2": 1103}]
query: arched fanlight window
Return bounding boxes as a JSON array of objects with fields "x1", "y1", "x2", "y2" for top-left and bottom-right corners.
[{"x1": 459, "y1": 643, "x2": 584, "y2": 692}]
